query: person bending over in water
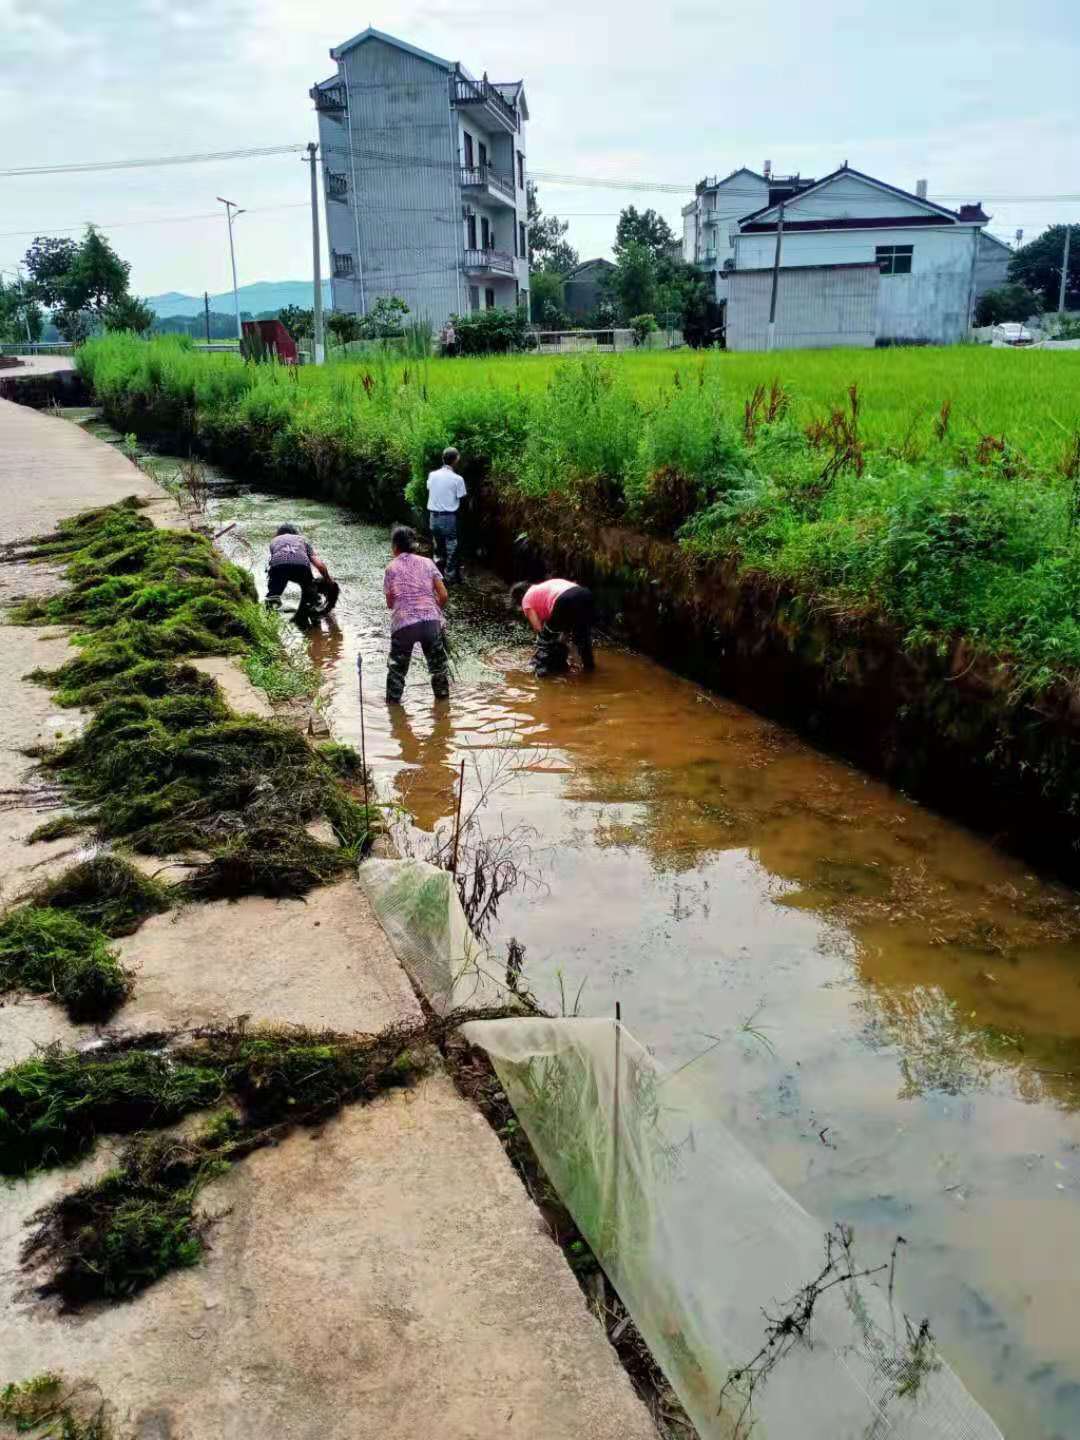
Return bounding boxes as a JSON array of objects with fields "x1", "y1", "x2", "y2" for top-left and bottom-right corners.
[
  {"x1": 384, "y1": 524, "x2": 450, "y2": 704},
  {"x1": 510, "y1": 577, "x2": 595, "y2": 677},
  {"x1": 265, "y1": 523, "x2": 332, "y2": 613}
]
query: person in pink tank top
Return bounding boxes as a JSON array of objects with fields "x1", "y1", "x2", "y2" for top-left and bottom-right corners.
[{"x1": 509, "y1": 577, "x2": 595, "y2": 677}]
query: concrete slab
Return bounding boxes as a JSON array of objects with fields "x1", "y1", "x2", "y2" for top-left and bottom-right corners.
[
  {"x1": 0, "y1": 626, "x2": 88, "y2": 910},
  {"x1": 1, "y1": 1074, "x2": 656, "y2": 1440},
  {"x1": 116, "y1": 880, "x2": 422, "y2": 1036},
  {"x1": 0, "y1": 395, "x2": 156, "y2": 546},
  {"x1": 190, "y1": 655, "x2": 274, "y2": 719}
]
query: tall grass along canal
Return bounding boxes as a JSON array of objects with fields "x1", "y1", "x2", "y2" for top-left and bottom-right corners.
[{"x1": 201, "y1": 475, "x2": 1080, "y2": 1440}]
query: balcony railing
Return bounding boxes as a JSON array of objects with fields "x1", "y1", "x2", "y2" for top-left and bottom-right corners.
[
  {"x1": 312, "y1": 83, "x2": 347, "y2": 114},
  {"x1": 452, "y1": 73, "x2": 518, "y2": 130},
  {"x1": 463, "y1": 247, "x2": 515, "y2": 276},
  {"x1": 460, "y1": 164, "x2": 515, "y2": 203},
  {"x1": 331, "y1": 251, "x2": 355, "y2": 278},
  {"x1": 326, "y1": 170, "x2": 348, "y2": 202}
]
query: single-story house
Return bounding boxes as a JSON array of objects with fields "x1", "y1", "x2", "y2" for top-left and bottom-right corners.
[{"x1": 562, "y1": 258, "x2": 615, "y2": 320}]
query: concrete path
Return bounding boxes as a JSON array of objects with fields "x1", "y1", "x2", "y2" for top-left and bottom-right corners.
[
  {"x1": 0, "y1": 395, "x2": 657, "y2": 1440},
  {"x1": 0, "y1": 353, "x2": 76, "y2": 378}
]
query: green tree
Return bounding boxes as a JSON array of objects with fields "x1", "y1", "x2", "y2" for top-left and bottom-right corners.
[
  {"x1": 326, "y1": 311, "x2": 363, "y2": 344},
  {"x1": 66, "y1": 227, "x2": 130, "y2": 314},
  {"x1": 974, "y1": 283, "x2": 1041, "y2": 327},
  {"x1": 614, "y1": 206, "x2": 676, "y2": 261},
  {"x1": 22, "y1": 236, "x2": 80, "y2": 308},
  {"x1": 359, "y1": 295, "x2": 409, "y2": 338},
  {"x1": 277, "y1": 305, "x2": 314, "y2": 339},
  {"x1": 24, "y1": 226, "x2": 133, "y2": 340},
  {"x1": 610, "y1": 240, "x2": 657, "y2": 319},
  {"x1": 529, "y1": 270, "x2": 569, "y2": 326},
  {"x1": 1007, "y1": 225, "x2": 1080, "y2": 311},
  {"x1": 101, "y1": 294, "x2": 155, "y2": 333},
  {"x1": 628, "y1": 313, "x2": 658, "y2": 346},
  {"x1": 0, "y1": 277, "x2": 44, "y2": 343},
  {"x1": 526, "y1": 184, "x2": 579, "y2": 275}
]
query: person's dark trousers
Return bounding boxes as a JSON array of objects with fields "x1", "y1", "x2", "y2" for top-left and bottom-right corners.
[
  {"x1": 545, "y1": 585, "x2": 595, "y2": 671},
  {"x1": 266, "y1": 564, "x2": 314, "y2": 609},
  {"x1": 387, "y1": 620, "x2": 450, "y2": 703},
  {"x1": 429, "y1": 511, "x2": 460, "y2": 582}
]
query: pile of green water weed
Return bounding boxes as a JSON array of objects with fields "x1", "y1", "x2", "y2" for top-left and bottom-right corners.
[
  {"x1": 15, "y1": 1017, "x2": 454, "y2": 1305},
  {"x1": 26, "y1": 815, "x2": 84, "y2": 845},
  {"x1": 0, "y1": 855, "x2": 170, "y2": 1021},
  {"x1": 0, "y1": 1373, "x2": 109, "y2": 1440},
  {"x1": 12, "y1": 499, "x2": 377, "y2": 884},
  {"x1": 41, "y1": 707, "x2": 374, "y2": 887},
  {"x1": 28, "y1": 855, "x2": 172, "y2": 936},
  {"x1": 0, "y1": 907, "x2": 129, "y2": 1022},
  {"x1": 0, "y1": 1040, "x2": 222, "y2": 1175}
]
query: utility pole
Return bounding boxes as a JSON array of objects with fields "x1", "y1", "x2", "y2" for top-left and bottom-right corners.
[
  {"x1": 203, "y1": 291, "x2": 211, "y2": 344},
  {"x1": 306, "y1": 142, "x2": 325, "y2": 364},
  {"x1": 1059, "y1": 224, "x2": 1073, "y2": 315},
  {"x1": 216, "y1": 197, "x2": 244, "y2": 340},
  {"x1": 767, "y1": 201, "x2": 785, "y2": 352}
]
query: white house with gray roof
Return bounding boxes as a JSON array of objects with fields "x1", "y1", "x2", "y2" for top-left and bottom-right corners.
[
  {"x1": 311, "y1": 28, "x2": 529, "y2": 325},
  {"x1": 723, "y1": 166, "x2": 993, "y2": 348}
]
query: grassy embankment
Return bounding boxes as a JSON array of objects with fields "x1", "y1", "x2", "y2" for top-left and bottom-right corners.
[
  {"x1": 0, "y1": 498, "x2": 375, "y2": 1022},
  {"x1": 78, "y1": 334, "x2": 1080, "y2": 688}
]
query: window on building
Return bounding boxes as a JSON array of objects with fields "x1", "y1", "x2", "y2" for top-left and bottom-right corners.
[
  {"x1": 876, "y1": 244, "x2": 913, "y2": 276},
  {"x1": 463, "y1": 132, "x2": 474, "y2": 168},
  {"x1": 478, "y1": 140, "x2": 488, "y2": 170},
  {"x1": 517, "y1": 151, "x2": 525, "y2": 188},
  {"x1": 481, "y1": 216, "x2": 491, "y2": 250},
  {"x1": 466, "y1": 214, "x2": 477, "y2": 250},
  {"x1": 519, "y1": 221, "x2": 527, "y2": 261},
  {"x1": 469, "y1": 285, "x2": 481, "y2": 312},
  {"x1": 485, "y1": 287, "x2": 496, "y2": 309},
  {"x1": 331, "y1": 250, "x2": 354, "y2": 278}
]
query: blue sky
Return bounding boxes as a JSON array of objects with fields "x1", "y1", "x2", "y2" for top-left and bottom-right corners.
[{"x1": 1, "y1": 0, "x2": 1077, "y2": 296}]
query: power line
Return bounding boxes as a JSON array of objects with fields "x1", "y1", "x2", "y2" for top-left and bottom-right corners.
[
  {"x1": 5, "y1": 142, "x2": 1079, "y2": 205},
  {"x1": 0, "y1": 146, "x2": 306, "y2": 178}
]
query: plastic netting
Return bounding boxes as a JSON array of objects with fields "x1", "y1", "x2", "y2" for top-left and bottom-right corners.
[
  {"x1": 358, "y1": 856, "x2": 508, "y2": 1013},
  {"x1": 361, "y1": 859, "x2": 1002, "y2": 1440}
]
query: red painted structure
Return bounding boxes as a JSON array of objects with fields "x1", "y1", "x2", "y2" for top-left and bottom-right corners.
[{"x1": 241, "y1": 319, "x2": 299, "y2": 363}]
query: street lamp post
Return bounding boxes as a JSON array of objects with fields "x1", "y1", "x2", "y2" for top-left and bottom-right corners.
[{"x1": 216, "y1": 197, "x2": 245, "y2": 341}]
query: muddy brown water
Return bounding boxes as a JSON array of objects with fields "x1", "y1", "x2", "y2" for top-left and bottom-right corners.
[{"x1": 66, "y1": 411, "x2": 1080, "y2": 1439}]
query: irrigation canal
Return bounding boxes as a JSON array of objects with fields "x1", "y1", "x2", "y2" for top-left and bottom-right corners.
[{"x1": 79, "y1": 416, "x2": 1080, "y2": 1439}]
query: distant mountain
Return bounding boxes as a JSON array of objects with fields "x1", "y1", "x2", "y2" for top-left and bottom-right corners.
[{"x1": 144, "y1": 281, "x2": 332, "y2": 319}]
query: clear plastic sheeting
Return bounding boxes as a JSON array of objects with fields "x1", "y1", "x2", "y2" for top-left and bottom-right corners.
[
  {"x1": 358, "y1": 857, "x2": 507, "y2": 1014},
  {"x1": 462, "y1": 1016, "x2": 1004, "y2": 1440}
]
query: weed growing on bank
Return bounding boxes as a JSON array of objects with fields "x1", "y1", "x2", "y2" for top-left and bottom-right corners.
[{"x1": 77, "y1": 335, "x2": 1080, "y2": 684}]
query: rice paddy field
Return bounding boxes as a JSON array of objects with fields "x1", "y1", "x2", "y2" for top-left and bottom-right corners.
[
  {"x1": 419, "y1": 345, "x2": 1080, "y2": 460},
  {"x1": 78, "y1": 335, "x2": 1080, "y2": 682}
]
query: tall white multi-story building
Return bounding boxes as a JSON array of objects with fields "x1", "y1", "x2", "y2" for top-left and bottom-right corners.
[{"x1": 311, "y1": 28, "x2": 530, "y2": 325}]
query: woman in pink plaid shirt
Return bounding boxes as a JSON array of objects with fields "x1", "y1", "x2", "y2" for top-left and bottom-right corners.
[{"x1": 383, "y1": 525, "x2": 450, "y2": 704}]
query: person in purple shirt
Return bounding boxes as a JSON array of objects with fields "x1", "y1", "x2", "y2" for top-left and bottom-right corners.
[{"x1": 383, "y1": 525, "x2": 450, "y2": 704}]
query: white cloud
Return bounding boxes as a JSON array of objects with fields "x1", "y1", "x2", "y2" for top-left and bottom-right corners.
[{"x1": 1, "y1": 0, "x2": 1077, "y2": 292}]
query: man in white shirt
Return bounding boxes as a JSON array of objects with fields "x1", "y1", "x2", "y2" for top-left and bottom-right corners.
[{"x1": 426, "y1": 446, "x2": 467, "y2": 583}]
